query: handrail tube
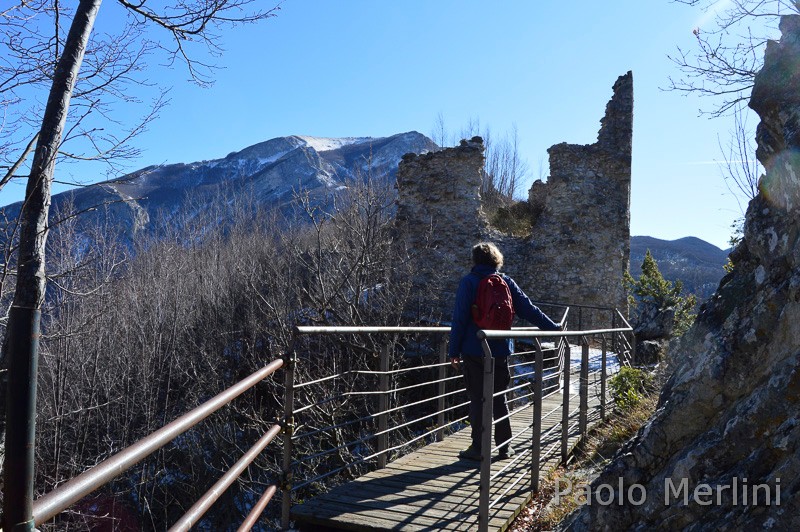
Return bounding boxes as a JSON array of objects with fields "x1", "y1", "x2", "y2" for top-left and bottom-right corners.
[
  {"x1": 168, "y1": 424, "x2": 282, "y2": 532},
  {"x1": 356, "y1": 362, "x2": 452, "y2": 375},
  {"x1": 32, "y1": 358, "x2": 285, "y2": 525},
  {"x1": 615, "y1": 309, "x2": 633, "y2": 330},
  {"x1": 295, "y1": 371, "x2": 353, "y2": 389},
  {"x1": 506, "y1": 391, "x2": 536, "y2": 405},
  {"x1": 237, "y1": 484, "x2": 277, "y2": 532},
  {"x1": 374, "y1": 385, "x2": 465, "y2": 420},
  {"x1": 296, "y1": 326, "x2": 450, "y2": 334},
  {"x1": 490, "y1": 465, "x2": 531, "y2": 509},
  {"x1": 491, "y1": 447, "x2": 531, "y2": 482},
  {"x1": 373, "y1": 400, "x2": 468, "y2": 439},
  {"x1": 343, "y1": 376, "x2": 457, "y2": 396},
  {"x1": 295, "y1": 398, "x2": 474, "y2": 466},
  {"x1": 363, "y1": 413, "x2": 471, "y2": 462},
  {"x1": 293, "y1": 393, "x2": 344, "y2": 415},
  {"x1": 478, "y1": 327, "x2": 631, "y2": 339},
  {"x1": 293, "y1": 385, "x2": 464, "y2": 442}
]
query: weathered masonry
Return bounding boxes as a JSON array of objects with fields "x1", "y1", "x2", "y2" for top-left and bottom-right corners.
[{"x1": 395, "y1": 72, "x2": 633, "y2": 315}]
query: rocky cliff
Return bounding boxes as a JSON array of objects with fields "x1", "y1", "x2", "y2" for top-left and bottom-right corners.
[{"x1": 560, "y1": 16, "x2": 800, "y2": 531}]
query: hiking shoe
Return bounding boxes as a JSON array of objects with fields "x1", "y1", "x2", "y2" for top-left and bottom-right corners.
[
  {"x1": 498, "y1": 446, "x2": 516, "y2": 460},
  {"x1": 459, "y1": 446, "x2": 482, "y2": 461}
]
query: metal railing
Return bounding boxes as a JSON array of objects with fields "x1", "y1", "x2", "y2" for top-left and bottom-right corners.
[
  {"x1": 10, "y1": 306, "x2": 635, "y2": 531},
  {"x1": 476, "y1": 325, "x2": 633, "y2": 530},
  {"x1": 289, "y1": 311, "x2": 634, "y2": 532},
  {"x1": 22, "y1": 358, "x2": 287, "y2": 531}
]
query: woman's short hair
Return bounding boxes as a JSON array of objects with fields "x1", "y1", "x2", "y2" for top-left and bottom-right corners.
[{"x1": 472, "y1": 242, "x2": 504, "y2": 270}]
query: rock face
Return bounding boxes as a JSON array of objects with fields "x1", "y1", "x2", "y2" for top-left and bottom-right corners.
[
  {"x1": 395, "y1": 73, "x2": 633, "y2": 320},
  {"x1": 560, "y1": 16, "x2": 800, "y2": 531}
]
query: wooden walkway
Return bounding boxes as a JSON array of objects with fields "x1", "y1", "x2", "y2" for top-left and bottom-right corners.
[{"x1": 291, "y1": 368, "x2": 609, "y2": 531}]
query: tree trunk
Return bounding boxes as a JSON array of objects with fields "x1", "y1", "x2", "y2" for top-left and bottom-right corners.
[{"x1": 2, "y1": 1, "x2": 103, "y2": 530}]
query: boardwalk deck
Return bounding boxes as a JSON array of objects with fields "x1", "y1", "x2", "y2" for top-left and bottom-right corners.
[{"x1": 291, "y1": 366, "x2": 610, "y2": 531}]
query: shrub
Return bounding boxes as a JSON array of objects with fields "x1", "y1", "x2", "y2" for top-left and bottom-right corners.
[
  {"x1": 489, "y1": 200, "x2": 541, "y2": 237},
  {"x1": 609, "y1": 367, "x2": 654, "y2": 411}
]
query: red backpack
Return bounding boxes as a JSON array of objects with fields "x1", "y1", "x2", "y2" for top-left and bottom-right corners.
[{"x1": 471, "y1": 273, "x2": 515, "y2": 330}]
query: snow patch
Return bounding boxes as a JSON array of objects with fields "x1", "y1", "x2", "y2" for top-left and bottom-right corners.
[{"x1": 297, "y1": 135, "x2": 374, "y2": 153}]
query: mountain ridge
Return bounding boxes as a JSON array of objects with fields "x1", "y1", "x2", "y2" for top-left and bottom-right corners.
[
  {"x1": 0, "y1": 131, "x2": 438, "y2": 243},
  {"x1": 630, "y1": 234, "x2": 729, "y2": 301}
]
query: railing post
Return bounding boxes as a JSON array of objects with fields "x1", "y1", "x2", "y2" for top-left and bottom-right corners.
[
  {"x1": 601, "y1": 336, "x2": 607, "y2": 420},
  {"x1": 579, "y1": 338, "x2": 589, "y2": 440},
  {"x1": 532, "y1": 340, "x2": 543, "y2": 492},
  {"x1": 436, "y1": 338, "x2": 447, "y2": 442},
  {"x1": 281, "y1": 351, "x2": 296, "y2": 530},
  {"x1": 377, "y1": 343, "x2": 390, "y2": 469},
  {"x1": 479, "y1": 338, "x2": 494, "y2": 532},
  {"x1": 561, "y1": 340, "x2": 571, "y2": 464},
  {"x1": 630, "y1": 330, "x2": 637, "y2": 366}
]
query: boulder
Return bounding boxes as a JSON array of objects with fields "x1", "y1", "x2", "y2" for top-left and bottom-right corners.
[
  {"x1": 634, "y1": 339, "x2": 666, "y2": 365},
  {"x1": 633, "y1": 304, "x2": 675, "y2": 341}
]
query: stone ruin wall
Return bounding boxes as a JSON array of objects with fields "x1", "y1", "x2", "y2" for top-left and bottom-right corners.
[{"x1": 395, "y1": 72, "x2": 633, "y2": 323}]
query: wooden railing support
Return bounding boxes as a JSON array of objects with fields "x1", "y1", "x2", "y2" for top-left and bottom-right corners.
[{"x1": 377, "y1": 344, "x2": 391, "y2": 469}]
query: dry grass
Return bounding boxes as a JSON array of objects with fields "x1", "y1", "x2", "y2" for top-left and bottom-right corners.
[{"x1": 508, "y1": 392, "x2": 659, "y2": 531}]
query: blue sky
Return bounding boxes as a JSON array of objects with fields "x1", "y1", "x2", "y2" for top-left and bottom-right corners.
[{"x1": 8, "y1": 0, "x2": 778, "y2": 249}]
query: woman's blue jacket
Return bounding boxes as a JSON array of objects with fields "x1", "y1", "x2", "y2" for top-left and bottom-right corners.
[{"x1": 448, "y1": 264, "x2": 561, "y2": 359}]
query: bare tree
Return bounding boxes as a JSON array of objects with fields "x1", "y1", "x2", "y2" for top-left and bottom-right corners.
[
  {"x1": 430, "y1": 116, "x2": 529, "y2": 206},
  {"x1": 1, "y1": 2, "x2": 278, "y2": 529},
  {"x1": 720, "y1": 106, "x2": 761, "y2": 205},
  {"x1": 668, "y1": 0, "x2": 798, "y2": 116}
]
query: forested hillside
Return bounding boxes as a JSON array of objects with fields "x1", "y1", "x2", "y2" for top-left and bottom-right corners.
[{"x1": 630, "y1": 236, "x2": 729, "y2": 301}]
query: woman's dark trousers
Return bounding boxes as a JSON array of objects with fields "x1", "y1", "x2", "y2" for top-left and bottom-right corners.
[{"x1": 462, "y1": 356, "x2": 512, "y2": 453}]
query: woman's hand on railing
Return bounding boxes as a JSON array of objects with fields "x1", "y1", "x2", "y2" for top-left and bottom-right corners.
[{"x1": 450, "y1": 357, "x2": 462, "y2": 371}]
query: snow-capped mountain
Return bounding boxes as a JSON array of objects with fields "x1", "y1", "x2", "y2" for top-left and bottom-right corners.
[{"x1": 2, "y1": 131, "x2": 437, "y2": 242}]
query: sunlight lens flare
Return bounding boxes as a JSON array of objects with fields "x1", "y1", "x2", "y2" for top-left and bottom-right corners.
[{"x1": 759, "y1": 149, "x2": 800, "y2": 211}]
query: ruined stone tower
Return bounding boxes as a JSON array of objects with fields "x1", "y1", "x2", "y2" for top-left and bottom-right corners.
[{"x1": 395, "y1": 72, "x2": 633, "y2": 319}]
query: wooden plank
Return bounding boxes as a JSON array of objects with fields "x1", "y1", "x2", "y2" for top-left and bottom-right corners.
[
  {"x1": 291, "y1": 371, "x2": 613, "y2": 531},
  {"x1": 294, "y1": 497, "x2": 520, "y2": 531}
]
